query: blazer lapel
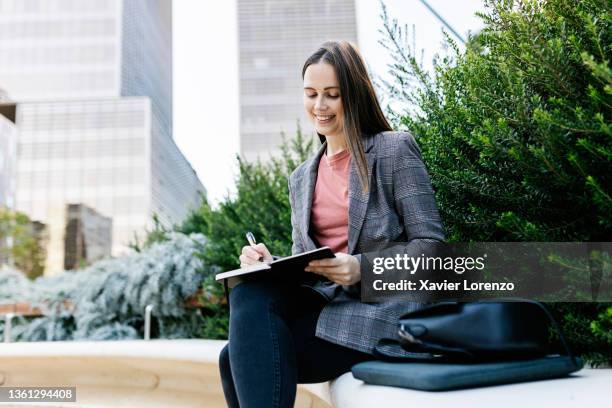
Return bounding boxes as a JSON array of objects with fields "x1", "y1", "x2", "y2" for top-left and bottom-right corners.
[
  {"x1": 348, "y1": 135, "x2": 376, "y2": 254},
  {"x1": 298, "y1": 141, "x2": 326, "y2": 251}
]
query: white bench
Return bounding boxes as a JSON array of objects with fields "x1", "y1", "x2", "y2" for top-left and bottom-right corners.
[
  {"x1": 328, "y1": 366, "x2": 612, "y2": 408},
  {"x1": 1, "y1": 339, "x2": 609, "y2": 408},
  {"x1": 0, "y1": 339, "x2": 331, "y2": 408}
]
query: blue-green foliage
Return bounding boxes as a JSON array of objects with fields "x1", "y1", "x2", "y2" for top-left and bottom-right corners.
[{"x1": 0, "y1": 233, "x2": 207, "y2": 341}]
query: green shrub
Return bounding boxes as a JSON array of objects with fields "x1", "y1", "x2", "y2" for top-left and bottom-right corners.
[
  {"x1": 591, "y1": 305, "x2": 612, "y2": 343},
  {"x1": 379, "y1": 0, "x2": 611, "y2": 365},
  {"x1": 0, "y1": 207, "x2": 46, "y2": 279}
]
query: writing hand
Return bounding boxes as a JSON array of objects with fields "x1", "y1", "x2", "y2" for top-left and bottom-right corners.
[{"x1": 239, "y1": 243, "x2": 273, "y2": 267}]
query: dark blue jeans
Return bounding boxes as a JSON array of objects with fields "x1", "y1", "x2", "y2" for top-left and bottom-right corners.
[{"x1": 219, "y1": 277, "x2": 375, "y2": 407}]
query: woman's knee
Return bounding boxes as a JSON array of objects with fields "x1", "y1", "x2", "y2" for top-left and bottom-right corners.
[
  {"x1": 219, "y1": 344, "x2": 231, "y2": 377},
  {"x1": 230, "y1": 280, "x2": 267, "y2": 310},
  {"x1": 230, "y1": 279, "x2": 289, "y2": 308},
  {"x1": 229, "y1": 279, "x2": 296, "y2": 324}
]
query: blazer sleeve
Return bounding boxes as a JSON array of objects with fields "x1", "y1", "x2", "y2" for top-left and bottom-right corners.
[
  {"x1": 344, "y1": 133, "x2": 445, "y2": 296},
  {"x1": 392, "y1": 133, "x2": 445, "y2": 242},
  {"x1": 288, "y1": 178, "x2": 306, "y2": 255}
]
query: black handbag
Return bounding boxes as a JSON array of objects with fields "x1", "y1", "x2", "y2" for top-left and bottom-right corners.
[{"x1": 374, "y1": 299, "x2": 580, "y2": 367}]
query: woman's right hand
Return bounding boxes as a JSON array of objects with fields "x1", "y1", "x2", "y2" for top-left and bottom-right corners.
[{"x1": 239, "y1": 243, "x2": 273, "y2": 267}]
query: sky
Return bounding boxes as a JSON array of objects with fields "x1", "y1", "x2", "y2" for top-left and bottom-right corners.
[{"x1": 173, "y1": 0, "x2": 485, "y2": 206}]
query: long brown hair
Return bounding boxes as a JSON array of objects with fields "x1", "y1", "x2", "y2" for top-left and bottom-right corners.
[{"x1": 302, "y1": 40, "x2": 392, "y2": 192}]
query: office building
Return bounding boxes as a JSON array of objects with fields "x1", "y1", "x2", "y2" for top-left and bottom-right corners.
[
  {"x1": 0, "y1": 91, "x2": 16, "y2": 209},
  {"x1": 15, "y1": 96, "x2": 203, "y2": 255},
  {"x1": 0, "y1": 0, "x2": 205, "y2": 256},
  {"x1": 0, "y1": 0, "x2": 172, "y2": 135},
  {"x1": 45, "y1": 203, "x2": 112, "y2": 275},
  {"x1": 238, "y1": 0, "x2": 359, "y2": 161}
]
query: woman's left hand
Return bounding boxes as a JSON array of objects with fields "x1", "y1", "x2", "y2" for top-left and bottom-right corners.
[{"x1": 305, "y1": 253, "x2": 361, "y2": 285}]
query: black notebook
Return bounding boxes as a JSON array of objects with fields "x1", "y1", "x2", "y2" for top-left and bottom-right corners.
[{"x1": 215, "y1": 246, "x2": 335, "y2": 285}]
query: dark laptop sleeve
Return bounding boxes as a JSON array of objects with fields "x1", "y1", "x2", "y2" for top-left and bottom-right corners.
[{"x1": 351, "y1": 355, "x2": 584, "y2": 391}]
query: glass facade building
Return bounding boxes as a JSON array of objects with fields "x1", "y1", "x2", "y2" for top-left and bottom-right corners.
[
  {"x1": 238, "y1": 0, "x2": 358, "y2": 161},
  {"x1": 0, "y1": 112, "x2": 17, "y2": 210},
  {"x1": 121, "y1": 0, "x2": 173, "y2": 137},
  {"x1": 45, "y1": 203, "x2": 112, "y2": 275},
  {"x1": 0, "y1": 0, "x2": 204, "y2": 256},
  {"x1": 0, "y1": 0, "x2": 121, "y2": 101},
  {"x1": 15, "y1": 98, "x2": 203, "y2": 255},
  {"x1": 0, "y1": 97, "x2": 16, "y2": 210}
]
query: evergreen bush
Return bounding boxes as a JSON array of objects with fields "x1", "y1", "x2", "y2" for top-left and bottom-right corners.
[
  {"x1": 379, "y1": 0, "x2": 611, "y2": 365},
  {"x1": 179, "y1": 127, "x2": 315, "y2": 272}
]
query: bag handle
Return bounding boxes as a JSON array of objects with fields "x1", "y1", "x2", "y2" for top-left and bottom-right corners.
[
  {"x1": 521, "y1": 299, "x2": 579, "y2": 368},
  {"x1": 473, "y1": 299, "x2": 579, "y2": 368},
  {"x1": 397, "y1": 327, "x2": 476, "y2": 358}
]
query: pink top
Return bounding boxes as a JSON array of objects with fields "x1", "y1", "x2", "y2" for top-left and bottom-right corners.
[{"x1": 310, "y1": 148, "x2": 351, "y2": 254}]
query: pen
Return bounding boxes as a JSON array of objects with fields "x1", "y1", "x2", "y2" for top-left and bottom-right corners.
[{"x1": 246, "y1": 231, "x2": 263, "y2": 262}]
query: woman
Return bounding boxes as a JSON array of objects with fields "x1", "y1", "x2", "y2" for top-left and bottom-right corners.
[{"x1": 219, "y1": 40, "x2": 445, "y2": 407}]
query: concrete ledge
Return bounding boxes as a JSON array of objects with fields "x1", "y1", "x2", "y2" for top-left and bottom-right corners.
[
  {"x1": 0, "y1": 339, "x2": 331, "y2": 408},
  {"x1": 3, "y1": 339, "x2": 608, "y2": 407},
  {"x1": 329, "y1": 367, "x2": 612, "y2": 408}
]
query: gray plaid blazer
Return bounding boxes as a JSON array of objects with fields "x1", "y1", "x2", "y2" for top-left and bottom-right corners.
[{"x1": 288, "y1": 130, "x2": 445, "y2": 356}]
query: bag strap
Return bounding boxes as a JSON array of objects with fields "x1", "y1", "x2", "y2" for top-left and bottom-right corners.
[
  {"x1": 475, "y1": 298, "x2": 579, "y2": 367},
  {"x1": 521, "y1": 299, "x2": 579, "y2": 368},
  {"x1": 372, "y1": 338, "x2": 443, "y2": 362},
  {"x1": 373, "y1": 338, "x2": 474, "y2": 363},
  {"x1": 397, "y1": 324, "x2": 475, "y2": 358}
]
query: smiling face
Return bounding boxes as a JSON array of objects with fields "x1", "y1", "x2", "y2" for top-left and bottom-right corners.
[{"x1": 303, "y1": 62, "x2": 345, "y2": 140}]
